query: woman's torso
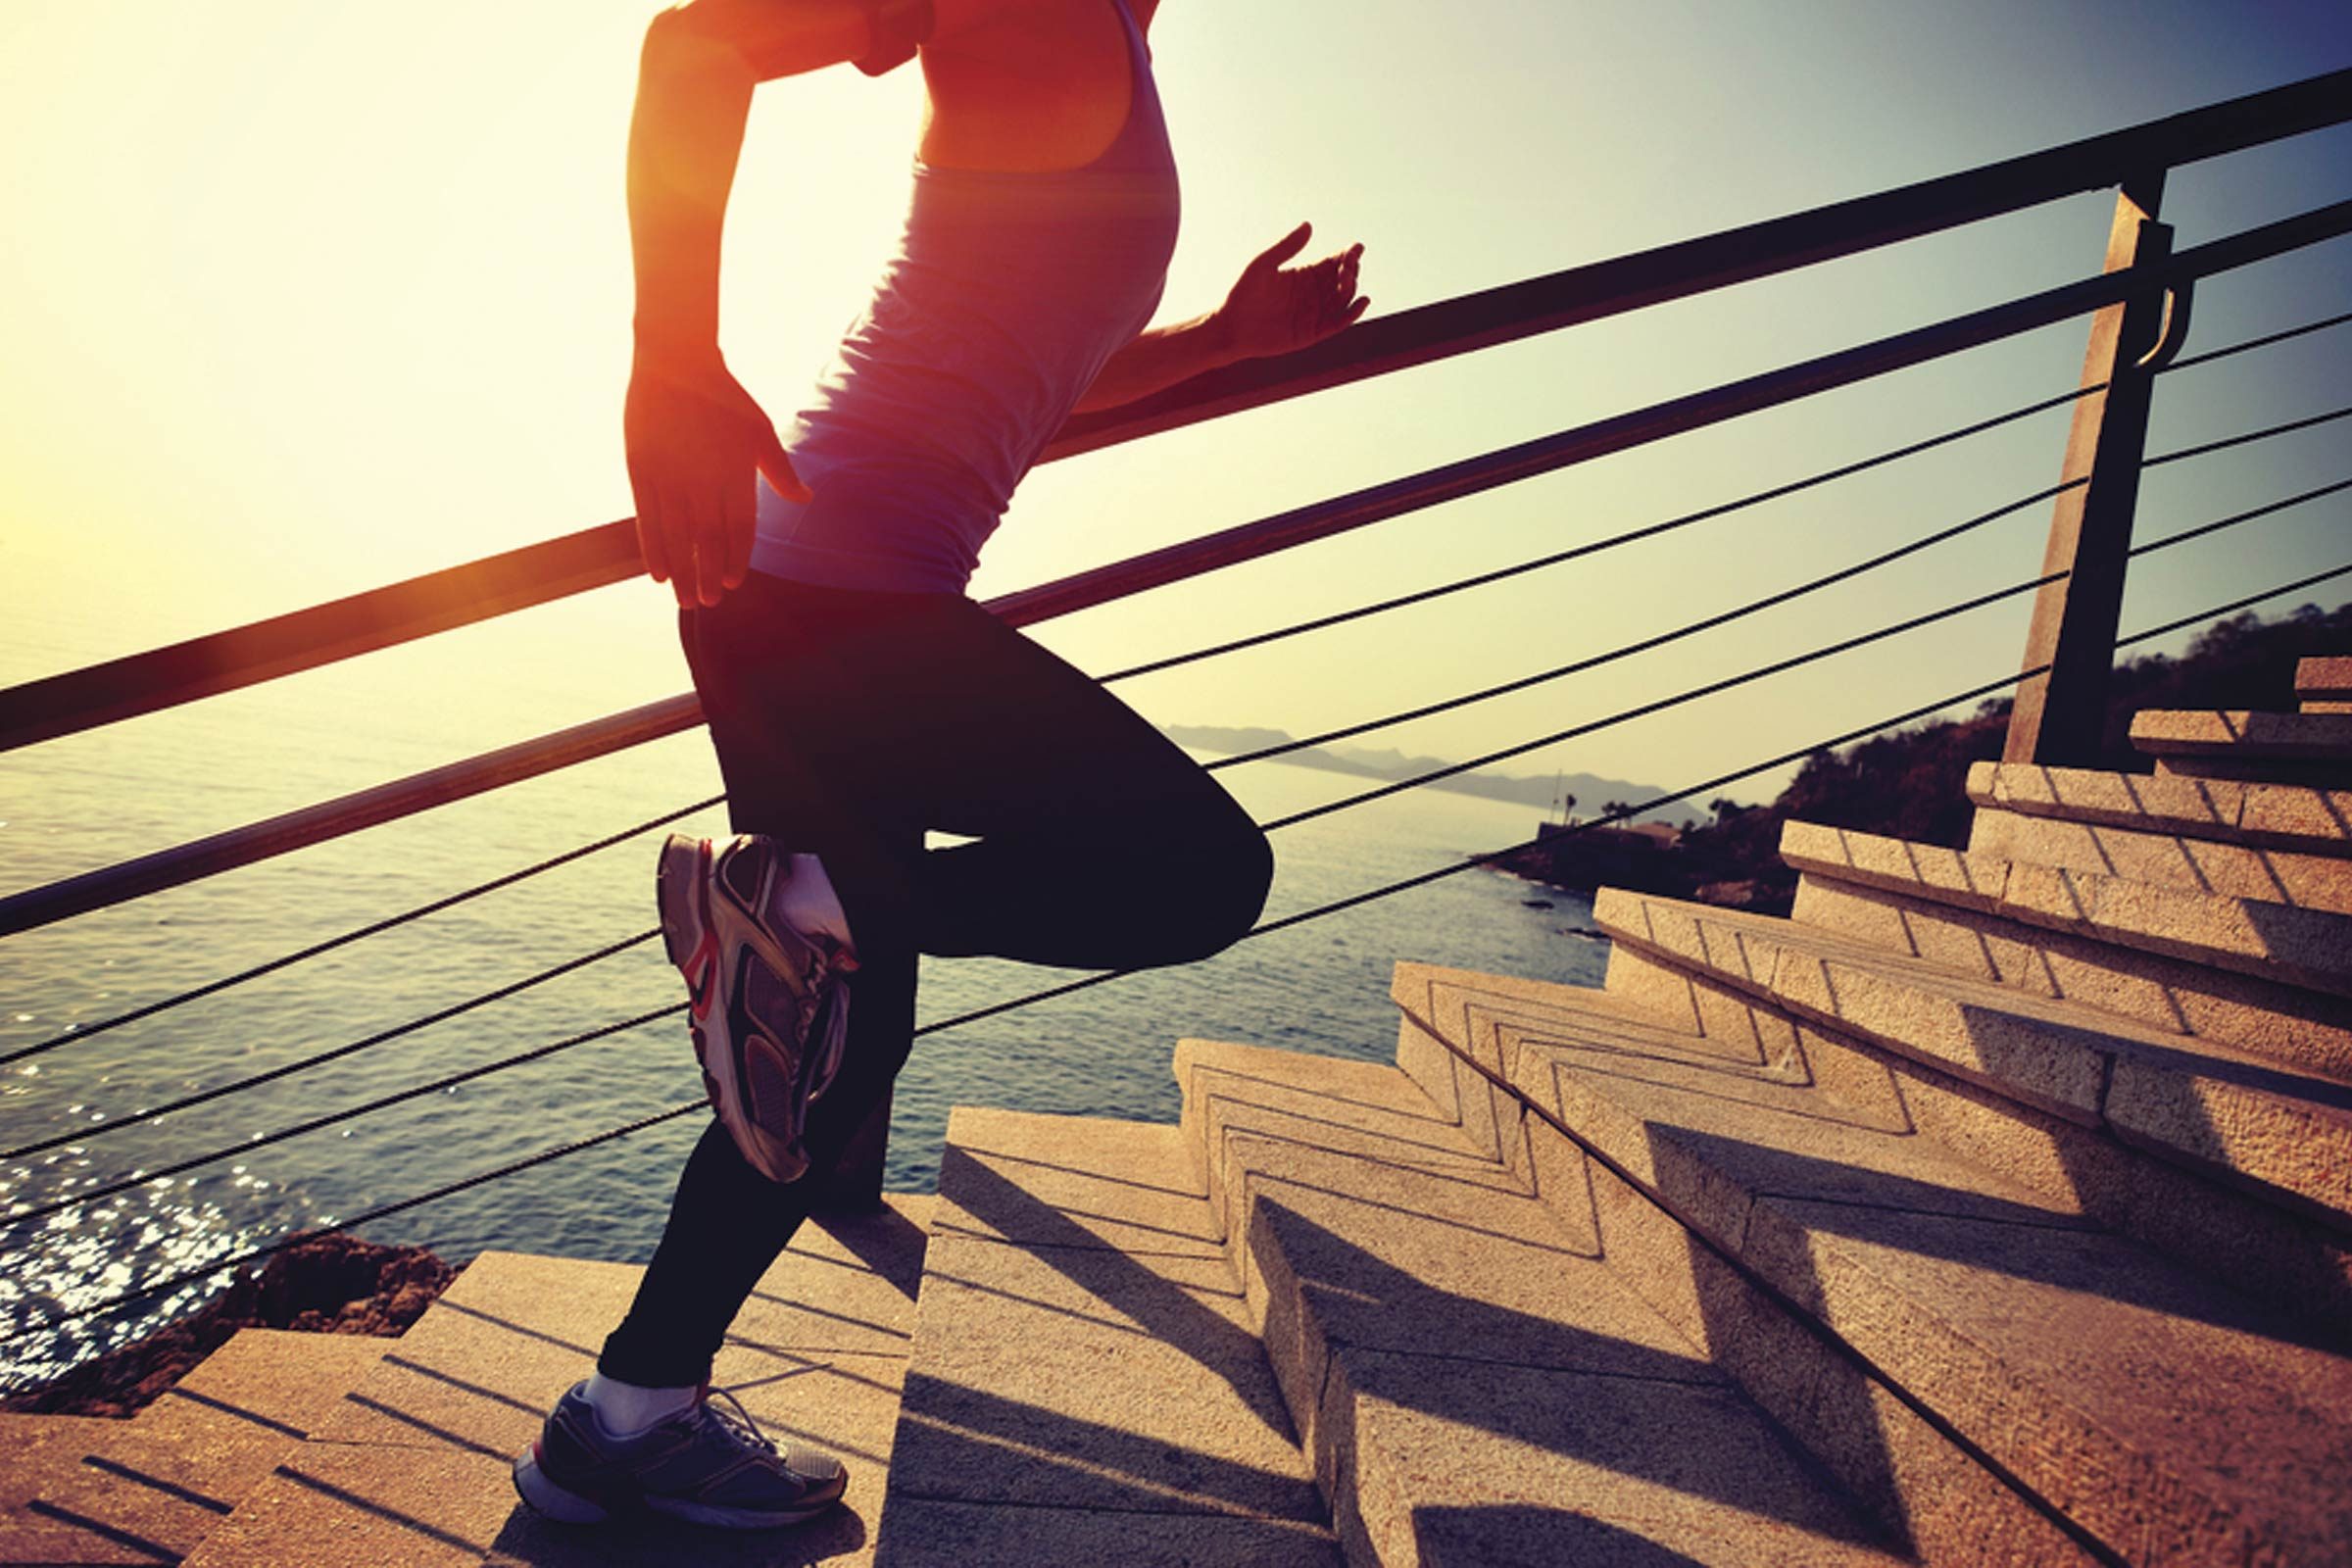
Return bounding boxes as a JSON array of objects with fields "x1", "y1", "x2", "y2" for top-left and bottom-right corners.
[{"x1": 750, "y1": 0, "x2": 1180, "y2": 596}]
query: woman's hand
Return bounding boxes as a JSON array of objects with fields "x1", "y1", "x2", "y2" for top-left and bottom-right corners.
[
  {"x1": 1215, "y1": 221, "x2": 1369, "y2": 362},
  {"x1": 624, "y1": 357, "x2": 809, "y2": 610}
]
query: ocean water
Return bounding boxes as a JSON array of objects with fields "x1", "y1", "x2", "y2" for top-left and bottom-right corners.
[{"x1": 0, "y1": 601, "x2": 1607, "y2": 1390}]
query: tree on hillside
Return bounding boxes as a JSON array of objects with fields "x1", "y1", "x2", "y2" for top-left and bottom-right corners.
[{"x1": 1501, "y1": 600, "x2": 2350, "y2": 915}]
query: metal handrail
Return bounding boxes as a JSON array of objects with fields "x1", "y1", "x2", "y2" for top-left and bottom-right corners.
[
  {"x1": 5, "y1": 197, "x2": 2346, "y2": 938},
  {"x1": 2, "y1": 67, "x2": 2345, "y2": 755}
]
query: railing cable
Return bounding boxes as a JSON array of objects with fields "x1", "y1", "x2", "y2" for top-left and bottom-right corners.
[
  {"x1": 2158, "y1": 308, "x2": 2352, "y2": 374},
  {"x1": 25, "y1": 555, "x2": 2347, "y2": 1340},
  {"x1": 2143, "y1": 402, "x2": 2352, "y2": 467},
  {"x1": 1108, "y1": 319, "x2": 2352, "y2": 689},
  {"x1": 1200, "y1": 476, "x2": 2083, "y2": 772},
  {"x1": 2126, "y1": 476, "x2": 2352, "y2": 559},
  {"x1": 1219, "y1": 460, "x2": 2343, "y2": 779},
  {"x1": 1097, "y1": 384, "x2": 2096, "y2": 684},
  {"x1": 3, "y1": 1004, "x2": 683, "y2": 1231},
  {"x1": 0, "y1": 801, "x2": 717, "y2": 1068},
  {"x1": 17, "y1": 1101, "x2": 705, "y2": 1341},
  {"x1": 0, "y1": 930, "x2": 661, "y2": 1163},
  {"x1": 1257, "y1": 485, "x2": 2348, "y2": 829}
]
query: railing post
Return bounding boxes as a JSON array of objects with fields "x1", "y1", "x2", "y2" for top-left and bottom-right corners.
[{"x1": 2003, "y1": 172, "x2": 2174, "y2": 766}]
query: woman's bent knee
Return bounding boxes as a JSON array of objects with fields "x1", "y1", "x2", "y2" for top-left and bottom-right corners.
[{"x1": 1165, "y1": 814, "x2": 1272, "y2": 962}]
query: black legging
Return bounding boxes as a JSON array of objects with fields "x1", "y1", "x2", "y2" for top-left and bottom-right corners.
[{"x1": 598, "y1": 572, "x2": 1272, "y2": 1386}]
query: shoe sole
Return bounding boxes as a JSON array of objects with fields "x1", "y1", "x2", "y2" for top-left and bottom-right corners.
[
  {"x1": 513, "y1": 1447, "x2": 611, "y2": 1524},
  {"x1": 657, "y1": 833, "x2": 712, "y2": 974},
  {"x1": 658, "y1": 833, "x2": 811, "y2": 1185},
  {"x1": 646, "y1": 1488, "x2": 849, "y2": 1529},
  {"x1": 514, "y1": 1446, "x2": 846, "y2": 1530}
]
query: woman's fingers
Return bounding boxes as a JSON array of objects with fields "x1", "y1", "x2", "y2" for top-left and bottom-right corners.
[
  {"x1": 634, "y1": 480, "x2": 673, "y2": 587},
  {"x1": 755, "y1": 422, "x2": 810, "y2": 505},
  {"x1": 1250, "y1": 220, "x2": 1312, "y2": 278},
  {"x1": 695, "y1": 487, "x2": 738, "y2": 608},
  {"x1": 719, "y1": 470, "x2": 757, "y2": 593},
  {"x1": 656, "y1": 484, "x2": 701, "y2": 610}
]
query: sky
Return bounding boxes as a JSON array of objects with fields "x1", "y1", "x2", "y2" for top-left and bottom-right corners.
[{"x1": 2, "y1": 0, "x2": 2349, "y2": 817}]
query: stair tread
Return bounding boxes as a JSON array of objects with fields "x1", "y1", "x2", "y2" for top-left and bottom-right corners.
[
  {"x1": 1596, "y1": 885, "x2": 2337, "y2": 1090},
  {"x1": 1967, "y1": 760, "x2": 2352, "y2": 851},
  {"x1": 1597, "y1": 887, "x2": 2352, "y2": 1231},
  {"x1": 1782, "y1": 818, "x2": 2352, "y2": 998},
  {"x1": 929, "y1": 1108, "x2": 1225, "y2": 1258},
  {"x1": 181, "y1": 1441, "x2": 514, "y2": 1568},
  {"x1": 1179, "y1": 1038, "x2": 1910, "y2": 1566},
  {"x1": 176, "y1": 1200, "x2": 930, "y2": 1568},
  {"x1": 876, "y1": 1108, "x2": 1336, "y2": 1564},
  {"x1": 0, "y1": 1412, "x2": 285, "y2": 1566},
  {"x1": 136, "y1": 1328, "x2": 392, "y2": 1446},
  {"x1": 2132, "y1": 708, "x2": 2352, "y2": 760},
  {"x1": 1416, "y1": 964, "x2": 2352, "y2": 1568},
  {"x1": 315, "y1": 1198, "x2": 930, "y2": 1459},
  {"x1": 1967, "y1": 804, "x2": 2352, "y2": 916},
  {"x1": 1184, "y1": 1040, "x2": 1717, "y2": 1381},
  {"x1": 0, "y1": 1328, "x2": 396, "y2": 1567},
  {"x1": 2298, "y1": 657, "x2": 2352, "y2": 701}
]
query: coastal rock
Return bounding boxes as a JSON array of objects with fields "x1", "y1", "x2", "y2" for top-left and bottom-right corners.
[{"x1": 0, "y1": 1231, "x2": 454, "y2": 1417}]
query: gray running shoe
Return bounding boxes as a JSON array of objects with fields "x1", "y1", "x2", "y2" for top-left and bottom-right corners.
[
  {"x1": 513, "y1": 1381, "x2": 848, "y2": 1528},
  {"x1": 658, "y1": 834, "x2": 856, "y2": 1184}
]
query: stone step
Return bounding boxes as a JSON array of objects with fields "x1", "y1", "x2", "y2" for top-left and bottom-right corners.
[
  {"x1": 2299, "y1": 656, "x2": 2352, "y2": 714},
  {"x1": 1592, "y1": 938, "x2": 2352, "y2": 1339},
  {"x1": 1593, "y1": 888, "x2": 2352, "y2": 1234},
  {"x1": 0, "y1": 1329, "x2": 390, "y2": 1566},
  {"x1": 1966, "y1": 760, "x2": 2352, "y2": 855},
  {"x1": 2134, "y1": 710, "x2": 2352, "y2": 785},
  {"x1": 135, "y1": 1328, "x2": 392, "y2": 1449},
  {"x1": 186, "y1": 1199, "x2": 933, "y2": 1567},
  {"x1": 1966, "y1": 804, "x2": 2352, "y2": 917},
  {"x1": 876, "y1": 1108, "x2": 1338, "y2": 1567},
  {"x1": 1793, "y1": 818, "x2": 2352, "y2": 994},
  {"x1": 1779, "y1": 821, "x2": 2352, "y2": 1074},
  {"x1": 1391, "y1": 960, "x2": 2352, "y2": 1568},
  {"x1": 0, "y1": 1412, "x2": 287, "y2": 1566},
  {"x1": 1176, "y1": 1036, "x2": 1912, "y2": 1567}
]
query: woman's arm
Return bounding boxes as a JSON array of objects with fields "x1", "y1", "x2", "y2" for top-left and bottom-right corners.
[
  {"x1": 626, "y1": 0, "x2": 1012, "y2": 607},
  {"x1": 1069, "y1": 312, "x2": 1240, "y2": 414},
  {"x1": 1073, "y1": 220, "x2": 1368, "y2": 415}
]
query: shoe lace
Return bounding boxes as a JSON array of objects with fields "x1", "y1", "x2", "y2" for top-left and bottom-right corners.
[{"x1": 698, "y1": 1384, "x2": 778, "y2": 1457}]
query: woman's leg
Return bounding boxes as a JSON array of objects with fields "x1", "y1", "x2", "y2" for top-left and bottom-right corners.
[
  {"x1": 599, "y1": 575, "x2": 1270, "y2": 1385},
  {"x1": 595, "y1": 939, "x2": 916, "y2": 1388},
  {"x1": 888, "y1": 595, "x2": 1273, "y2": 969}
]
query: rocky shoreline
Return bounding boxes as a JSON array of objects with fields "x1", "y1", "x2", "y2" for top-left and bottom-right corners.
[{"x1": 1, "y1": 1232, "x2": 454, "y2": 1418}]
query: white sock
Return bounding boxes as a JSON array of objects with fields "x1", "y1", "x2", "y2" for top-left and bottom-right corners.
[
  {"x1": 582, "y1": 1371, "x2": 698, "y2": 1436},
  {"x1": 770, "y1": 851, "x2": 856, "y2": 955}
]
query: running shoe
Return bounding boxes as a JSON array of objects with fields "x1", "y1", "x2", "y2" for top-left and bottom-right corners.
[
  {"x1": 658, "y1": 833, "x2": 856, "y2": 1184},
  {"x1": 513, "y1": 1381, "x2": 849, "y2": 1528}
]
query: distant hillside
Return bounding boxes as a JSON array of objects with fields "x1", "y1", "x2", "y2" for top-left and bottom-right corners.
[
  {"x1": 1502, "y1": 599, "x2": 2352, "y2": 914},
  {"x1": 1160, "y1": 725, "x2": 1702, "y2": 827}
]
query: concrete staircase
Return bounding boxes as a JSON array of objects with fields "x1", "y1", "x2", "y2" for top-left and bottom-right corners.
[
  {"x1": 8, "y1": 659, "x2": 2348, "y2": 1563},
  {"x1": 2, "y1": 1202, "x2": 931, "y2": 1565}
]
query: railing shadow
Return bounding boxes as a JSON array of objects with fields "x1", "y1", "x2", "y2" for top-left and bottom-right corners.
[
  {"x1": 486, "y1": 1495, "x2": 870, "y2": 1567},
  {"x1": 1250, "y1": 1198, "x2": 1899, "y2": 1555},
  {"x1": 937, "y1": 1153, "x2": 1295, "y2": 1439}
]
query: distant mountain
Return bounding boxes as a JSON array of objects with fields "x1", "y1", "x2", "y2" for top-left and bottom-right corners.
[{"x1": 1160, "y1": 725, "x2": 1705, "y2": 827}]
